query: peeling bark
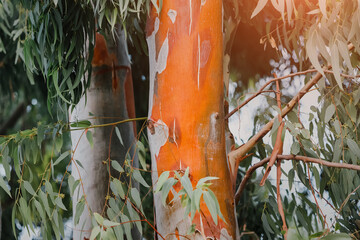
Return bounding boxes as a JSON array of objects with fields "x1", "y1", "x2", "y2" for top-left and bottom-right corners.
[{"x1": 147, "y1": 1, "x2": 237, "y2": 239}]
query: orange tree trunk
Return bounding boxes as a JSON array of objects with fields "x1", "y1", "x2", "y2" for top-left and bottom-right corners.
[{"x1": 146, "y1": 1, "x2": 237, "y2": 239}]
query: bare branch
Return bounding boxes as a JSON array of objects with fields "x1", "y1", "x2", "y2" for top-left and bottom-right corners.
[
  {"x1": 228, "y1": 70, "x2": 324, "y2": 174},
  {"x1": 234, "y1": 154, "x2": 360, "y2": 204}
]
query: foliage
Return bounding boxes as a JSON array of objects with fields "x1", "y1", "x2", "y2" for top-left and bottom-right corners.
[
  {"x1": 156, "y1": 168, "x2": 224, "y2": 226},
  {"x1": 1, "y1": 0, "x2": 360, "y2": 239}
]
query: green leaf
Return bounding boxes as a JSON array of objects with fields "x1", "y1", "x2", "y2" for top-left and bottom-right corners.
[
  {"x1": 180, "y1": 174, "x2": 193, "y2": 197},
  {"x1": 203, "y1": 191, "x2": 218, "y2": 225},
  {"x1": 321, "y1": 233, "x2": 352, "y2": 240},
  {"x1": 3, "y1": 156, "x2": 10, "y2": 180},
  {"x1": 75, "y1": 198, "x2": 85, "y2": 225},
  {"x1": 196, "y1": 176, "x2": 218, "y2": 189},
  {"x1": 53, "y1": 150, "x2": 70, "y2": 166},
  {"x1": 0, "y1": 176, "x2": 11, "y2": 197},
  {"x1": 24, "y1": 181, "x2": 36, "y2": 195},
  {"x1": 115, "y1": 127, "x2": 124, "y2": 146},
  {"x1": 131, "y1": 188, "x2": 142, "y2": 208},
  {"x1": 288, "y1": 169, "x2": 295, "y2": 190},
  {"x1": 103, "y1": 219, "x2": 120, "y2": 227},
  {"x1": 94, "y1": 212, "x2": 104, "y2": 225},
  {"x1": 111, "y1": 160, "x2": 124, "y2": 173},
  {"x1": 55, "y1": 197, "x2": 67, "y2": 210},
  {"x1": 120, "y1": 214, "x2": 132, "y2": 240},
  {"x1": 111, "y1": 179, "x2": 125, "y2": 199},
  {"x1": 161, "y1": 178, "x2": 176, "y2": 206},
  {"x1": 347, "y1": 138, "x2": 360, "y2": 159},
  {"x1": 136, "y1": 141, "x2": 147, "y2": 170},
  {"x1": 291, "y1": 142, "x2": 300, "y2": 155},
  {"x1": 133, "y1": 169, "x2": 149, "y2": 188},
  {"x1": 325, "y1": 104, "x2": 335, "y2": 123},
  {"x1": 155, "y1": 171, "x2": 169, "y2": 192},
  {"x1": 34, "y1": 200, "x2": 46, "y2": 220},
  {"x1": 86, "y1": 130, "x2": 94, "y2": 148},
  {"x1": 90, "y1": 226, "x2": 101, "y2": 240},
  {"x1": 70, "y1": 120, "x2": 91, "y2": 128}
]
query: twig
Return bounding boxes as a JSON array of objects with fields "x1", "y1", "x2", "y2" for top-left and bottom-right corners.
[
  {"x1": 234, "y1": 154, "x2": 360, "y2": 204},
  {"x1": 260, "y1": 74, "x2": 284, "y2": 186}
]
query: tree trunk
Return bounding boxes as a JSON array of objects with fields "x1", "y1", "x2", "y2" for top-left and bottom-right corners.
[
  {"x1": 146, "y1": 1, "x2": 237, "y2": 239},
  {"x1": 70, "y1": 29, "x2": 138, "y2": 239}
]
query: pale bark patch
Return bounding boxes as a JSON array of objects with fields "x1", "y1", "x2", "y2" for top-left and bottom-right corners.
[
  {"x1": 168, "y1": 9, "x2": 177, "y2": 23},
  {"x1": 200, "y1": 40, "x2": 211, "y2": 67},
  {"x1": 147, "y1": 17, "x2": 169, "y2": 115}
]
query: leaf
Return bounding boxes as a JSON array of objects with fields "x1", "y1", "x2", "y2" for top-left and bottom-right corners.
[
  {"x1": 55, "y1": 197, "x2": 67, "y2": 210},
  {"x1": 301, "y1": 129, "x2": 310, "y2": 139},
  {"x1": 133, "y1": 169, "x2": 149, "y2": 188},
  {"x1": 321, "y1": 233, "x2": 352, "y2": 240},
  {"x1": 0, "y1": 177, "x2": 11, "y2": 197},
  {"x1": 180, "y1": 174, "x2": 193, "y2": 197},
  {"x1": 288, "y1": 169, "x2": 295, "y2": 190},
  {"x1": 161, "y1": 178, "x2": 176, "y2": 206},
  {"x1": 325, "y1": 104, "x2": 335, "y2": 123},
  {"x1": 103, "y1": 220, "x2": 120, "y2": 227},
  {"x1": 111, "y1": 179, "x2": 125, "y2": 199},
  {"x1": 338, "y1": 41, "x2": 353, "y2": 72},
  {"x1": 347, "y1": 138, "x2": 360, "y2": 159},
  {"x1": 196, "y1": 176, "x2": 219, "y2": 189},
  {"x1": 111, "y1": 160, "x2": 124, "y2": 173},
  {"x1": 136, "y1": 141, "x2": 147, "y2": 170},
  {"x1": 330, "y1": 44, "x2": 343, "y2": 90},
  {"x1": 34, "y1": 200, "x2": 46, "y2": 221},
  {"x1": 291, "y1": 142, "x2": 300, "y2": 155},
  {"x1": 251, "y1": 0, "x2": 269, "y2": 19},
  {"x1": 3, "y1": 156, "x2": 10, "y2": 180},
  {"x1": 90, "y1": 226, "x2": 101, "y2": 240},
  {"x1": 306, "y1": 27, "x2": 324, "y2": 76},
  {"x1": 53, "y1": 150, "x2": 70, "y2": 166},
  {"x1": 74, "y1": 198, "x2": 85, "y2": 225},
  {"x1": 24, "y1": 181, "x2": 36, "y2": 195},
  {"x1": 115, "y1": 127, "x2": 124, "y2": 146},
  {"x1": 262, "y1": 214, "x2": 274, "y2": 234},
  {"x1": 70, "y1": 120, "x2": 91, "y2": 128},
  {"x1": 94, "y1": 212, "x2": 104, "y2": 225},
  {"x1": 131, "y1": 188, "x2": 142, "y2": 208},
  {"x1": 319, "y1": 0, "x2": 326, "y2": 18},
  {"x1": 155, "y1": 171, "x2": 170, "y2": 192},
  {"x1": 86, "y1": 130, "x2": 94, "y2": 148},
  {"x1": 203, "y1": 191, "x2": 218, "y2": 225},
  {"x1": 193, "y1": 188, "x2": 202, "y2": 211}
]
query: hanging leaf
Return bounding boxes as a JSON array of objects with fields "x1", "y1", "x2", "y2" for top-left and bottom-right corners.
[{"x1": 251, "y1": 0, "x2": 269, "y2": 19}]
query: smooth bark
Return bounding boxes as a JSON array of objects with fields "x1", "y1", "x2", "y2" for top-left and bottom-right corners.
[
  {"x1": 70, "y1": 29, "x2": 138, "y2": 239},
  {"x1": 147, "y1": 1, "x2": 237, "y2": 239}
]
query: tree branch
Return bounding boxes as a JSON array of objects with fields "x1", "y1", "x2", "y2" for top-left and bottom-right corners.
[
  {"x1": 234, "y1": 154, "x2": 360, "y2": 204},
  {"x1": 228, "y1": 70, "x2": 323, "y2": 179}
]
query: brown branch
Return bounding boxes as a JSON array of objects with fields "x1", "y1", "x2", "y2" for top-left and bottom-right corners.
[
  {"x1": 225, "y1": 68, "x2": 360, "y2": 120},
  {"x1": 234, "y1": 154, "x2": 360, "y2": 204},
  {"x1": 277, "y1": 160, "x2": 288, "y2": 239},
  {"x1": 228, "y1": 70, "x2": 324, "y2": 179},
  {"x1": 260, "y1": 74, "x2": 284, "y2": 186}
]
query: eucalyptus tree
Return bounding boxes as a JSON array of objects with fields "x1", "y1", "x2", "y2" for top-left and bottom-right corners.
[{"x1": 0, "y1": 0, "x2": 360, "y2": 240}]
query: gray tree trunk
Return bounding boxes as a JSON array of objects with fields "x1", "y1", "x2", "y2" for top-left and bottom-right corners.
[{"x1": 70, "y1": 28, "x2": 139, "y2": 240}]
